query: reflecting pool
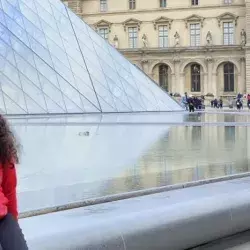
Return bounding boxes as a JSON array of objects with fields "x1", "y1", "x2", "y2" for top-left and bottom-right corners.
[{"x1": 10, "y1": 112, "x2": 250, "y2": 213}]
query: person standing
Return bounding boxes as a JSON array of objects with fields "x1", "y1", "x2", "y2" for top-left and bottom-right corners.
[
  {"x1": 188, "y1": 97, "x2": 195, "y2": 112},
  {"x1": 219, "y1": 98, "x2": 223, "y2": 109},
  {"x1": 197, "y1": 98, "x2": 202, "y2": 110},
  {"x1": 0, "y1": 115, "x2": 28, "y2": 250},
  {"x1": 214, "y1": 98, "x2": 218, "y2": 108},
  {"x1": 247, "y1": 94, "x2": 250, "y2": 109},
  {"x1": 236, "y1": 98, "x2": 242, "y2": 111},
  {"x1": 181, "y1": 92, "x2": 189, "y2": 111},
  {"x1": 211, "y1": 99, "x2": 214, "y2": 108}
]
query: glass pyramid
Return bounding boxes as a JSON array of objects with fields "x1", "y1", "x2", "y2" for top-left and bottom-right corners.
[{"x1": 0, "y1": 0, "x2": 181, "y2": 114}]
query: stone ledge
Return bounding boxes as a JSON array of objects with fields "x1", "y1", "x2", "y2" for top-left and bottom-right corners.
[
  {"x1": 19, "y1": 176, "x2": 250, "y2": 249},
  {"x1": 19, "y1": 172, "x2": 250, "y2": 219}
]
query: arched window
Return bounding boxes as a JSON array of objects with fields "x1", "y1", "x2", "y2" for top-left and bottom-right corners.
[
  {"x1": 224, "y1": 62, "x2": 234, "y2": 92},
  {"x1": 159, "y1": 65, "x2": 168, "y2": 91},
  {"x1": 191, "y1": 64, "x2": 200, "y2": 92}
]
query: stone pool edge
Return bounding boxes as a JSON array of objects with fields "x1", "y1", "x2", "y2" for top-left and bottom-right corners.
[{"x1": 19, "y1": 171, "x2": 250, "y2": 219}]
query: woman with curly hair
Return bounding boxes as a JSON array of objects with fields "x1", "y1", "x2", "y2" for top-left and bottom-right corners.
[{"x1": 0, "y1": 115, "x2": 28, "y2": 250}]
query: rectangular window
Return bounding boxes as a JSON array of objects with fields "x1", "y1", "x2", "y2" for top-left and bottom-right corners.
[
  {"x1": 100, "y1": 0, "x2": 107, "y2": 12},
  {"x1": 98, "y1": 27, "x2": 109, "y2": 41},
  {"x1": 191, "y1": 0, "x2": 199, "y2": 5},
  {"x1": 129, "y1": 0, "x2": 136, "y2": 9},
  {"x1": 160, "y1": 0, "x2": 167, "y2": 7},
  {"x1": 128, "y1": 27, "x2": 137, "y2": 48},
  {"x1": 159, "y1": 26, "x2": 168, "y2": 48},
  {"x1": 190, "y1": 23, "x2": 200, "y2": 46},
  {"x1": 224, "y1": 0, "x2": 232, "y2": 4},
  {"x1": 223, "y1": 22, "x2": 234, "y2": 45}
]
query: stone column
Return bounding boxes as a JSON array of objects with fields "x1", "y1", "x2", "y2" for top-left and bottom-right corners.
[
  {"x1": 238, "y1": 73, "x2": 243, "y2": 93},
  {"x1": 206, "y1": 57, "x2": 213, "y2": 94},
  {"x1": 171, "y1": 73, "x2": 176, "y2": 93},
  {"x1": 173, "y1": 56, "x2": 181, "y2": 94},
  {"x1": 141, "y1": 60, "x2": 149, "y2": 75},
  {"x1": 245, "y1": 0, "x2": 250, "y2": 93},
  {"x1": 212, "y1": 73, "x2": 218, "y2": 97},
  {"x1": 179, "y1": 73, "x2": 185, "y2": 95},
  {"x1": 246, "y1": 52, "x2": 250, "y2": 93},
  {"x1": 203, "y1": 73, "x2": 208, "y2": 95},
  {"x1": 240, "y1": 57, "x2": 246, "y2": 93}
]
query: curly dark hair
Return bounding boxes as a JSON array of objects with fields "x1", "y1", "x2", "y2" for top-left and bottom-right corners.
[{"x1": 0, "y1": 115, "x2": 19, "y2": 165}]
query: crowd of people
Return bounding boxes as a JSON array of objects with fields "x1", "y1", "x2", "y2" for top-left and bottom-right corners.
[
  {"x1": 181, "y1": 92, "x2": 250, "y2": 112},
  {"x1": 210, "y1": 98, "x2": 223, "y2": 109},
  {"x1": 181, "y1": 93, "x2": 204, "y2": 112},
  {"x1": 210, "y1": 93, "x2": 244, "y2": 110}
]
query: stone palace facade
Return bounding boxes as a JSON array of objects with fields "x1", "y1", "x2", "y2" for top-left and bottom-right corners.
[{"x1": 62, "y1": 0, "x2": 250, "y2": 97}]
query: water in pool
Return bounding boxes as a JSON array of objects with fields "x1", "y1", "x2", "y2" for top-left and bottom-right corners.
[{"x1": 10, "y1": 112, "x2": 250, "y2": 213}]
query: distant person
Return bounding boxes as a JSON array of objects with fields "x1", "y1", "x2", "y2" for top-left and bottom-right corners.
[
  {"x1": 213, "y1": 98, "x2": 218, "y2": 108},
  {"x1": 0, "y1": 115, "x2": 28, "y2": 250},
  {"x1": 211, "y1": 99, "x2": 214, "y2": 108},
  {"x1": 219, "y1": 98, "x2": 223, "y2": 109},
  {"x1": 193, "y1": 97, "x2": 197, "y2": 109},
  {"x1": 197, "y1": 98, "x2": 202, "y2": 110},
  {"x1": 181, "y1": 92, "x2": 189, "y2": 111},
  {"x1": 237, "y1": 93, "x2": 242, "y2": 100},
  {"x1": 188, "y1": 97, "x2": 195, "y2": 112},
  {"x1": 247, "y1": 94, "x2": 250, "y2": 109},
  {"x1": 236, "y1": 98, "x2": 242, "y2": 111}
]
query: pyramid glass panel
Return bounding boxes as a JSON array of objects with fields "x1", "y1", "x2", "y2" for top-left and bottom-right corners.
[{"x1": 0, "y1": 0, "x2": 182, "y2": 114}]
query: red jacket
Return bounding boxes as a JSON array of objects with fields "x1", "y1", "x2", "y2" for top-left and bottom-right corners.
[{"x1": 0, "y1": 163, "x2": 18, "y2": 220}]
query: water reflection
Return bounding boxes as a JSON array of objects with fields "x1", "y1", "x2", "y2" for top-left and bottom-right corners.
[
  {"x1": 10, "y1": 113, "x2": 250, "y2": 212},
  {"x1": 100, "y1": 114, "x2": 250, "y2": 196},
  {"x1": 183, "y1": 112, "x2": 250, "y2": 124}
]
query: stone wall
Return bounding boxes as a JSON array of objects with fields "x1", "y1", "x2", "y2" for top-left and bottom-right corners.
[{"x1": 62, "y1": 0, "x2": 248, "y2": 95}]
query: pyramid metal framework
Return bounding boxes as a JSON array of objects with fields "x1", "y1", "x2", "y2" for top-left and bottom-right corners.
[{"x1": 0, "y1": 0, "x2": 181, "y2": 114}]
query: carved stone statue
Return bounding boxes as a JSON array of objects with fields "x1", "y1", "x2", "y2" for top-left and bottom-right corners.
[
  {"x1": 206, "y1": 31, "x2": 212, "y2": 45},
  {"x1": 142, "y1": 34, "x2": 148, "y2": 48},
  {"x1": 113, "y1": 35, "x2": 119, "y2": 48},
  {"x1": 241, "y1": 29, "x2": 246, "y2": 45},
  {"x1": 174, "y1": 32, "x2": 180, "y2": 46}
]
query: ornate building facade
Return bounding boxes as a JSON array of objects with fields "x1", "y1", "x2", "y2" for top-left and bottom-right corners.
[{"x1": 62, "y1": 0, "x2": 249, "y2": 97}]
